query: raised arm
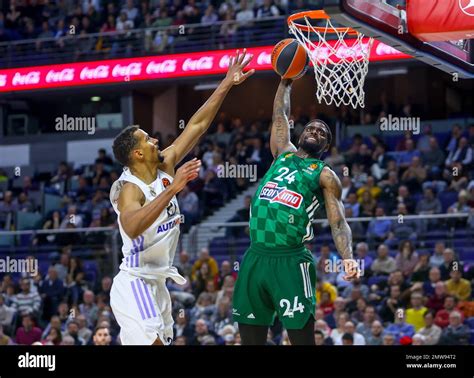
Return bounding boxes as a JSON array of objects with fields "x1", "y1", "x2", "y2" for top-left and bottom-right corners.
[
  {"x1": 270, "y1": 79, "x2": 297, "y2": 158},
  {"x1": 164, "y1": 50, "x2": 255, "y2": 167},
  {"x1": 320, "y1": 167, "x2": 359, "y2": 281},
  {"x1": 118, "y1": 159, "x2": 201, "y2": 239}
]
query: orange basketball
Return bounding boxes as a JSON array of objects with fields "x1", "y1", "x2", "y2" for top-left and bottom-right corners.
[{"x1": 271, "y1": 38, "x2": 309, "y2": 80}]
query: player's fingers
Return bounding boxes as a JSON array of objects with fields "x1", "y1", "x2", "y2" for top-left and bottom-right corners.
[
  {"x1": 234, "y1": 49, "x2": 240, "y2": 64},
  {"x1": 238, "y1": 48, "x2": 247, "y2": 65},
  {"x1": 241, "y1": 53, "x2": 253, "y2": 68},
  {"x1": 241, "y1": 69, "x2": 255, "y2": 80},
  {"x1": 229, "y1": 55, "x2": 234, "y2": 67}
]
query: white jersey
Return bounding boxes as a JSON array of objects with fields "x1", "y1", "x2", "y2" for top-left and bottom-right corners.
[{"x1": 110, "y1": 167, "x2": 186, "y2": 284}]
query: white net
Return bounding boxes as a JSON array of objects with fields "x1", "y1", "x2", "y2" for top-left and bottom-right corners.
[{"x1": 289, "y1": 15, "x2": 374, "y2": 109}]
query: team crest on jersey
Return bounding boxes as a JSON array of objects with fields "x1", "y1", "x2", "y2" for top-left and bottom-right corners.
[
  {"x1": 259, "y1": 182, "x2": 302, "y2": 209},
  {"x1": 162, "y1": 178, "x2": 171, "y2": 188},
  {"x1": 309, "y1": 163, "x2": 318, "y2": 171},
  {"x1": 166, "y1": 201, "x2": 178, "y2": 217}
]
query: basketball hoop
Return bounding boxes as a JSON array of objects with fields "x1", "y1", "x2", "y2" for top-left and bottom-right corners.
[{"x1": 288, "y1": 10, "x2": 374, "y2": 109}]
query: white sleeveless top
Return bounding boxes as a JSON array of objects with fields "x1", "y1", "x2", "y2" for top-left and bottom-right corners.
[{"x1": 109, "y1": 167, "x2": 186, "y2": 284}]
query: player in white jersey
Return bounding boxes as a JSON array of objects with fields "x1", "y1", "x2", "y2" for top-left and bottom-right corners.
[{"x1": 109, "y1": 50, "x2": 254, "y2": 345}]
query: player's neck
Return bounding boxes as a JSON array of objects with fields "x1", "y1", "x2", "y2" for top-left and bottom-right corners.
[
  {"x1": 295, "y1": 148, "x2": 321, "y2": 160},
  {"x1": 129, "y1": 161, "x2": 159, "y2": 185}
]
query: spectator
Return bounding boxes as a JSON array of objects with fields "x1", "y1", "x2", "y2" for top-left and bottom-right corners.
[
  {"x1": 355, "y1": 305, "x2": 379, "y2": 339},
  {"x1": 41, "y1": 325, "x2": 62, "y2": 345},
  {"x1": 92, "y1": 326, "x2": 111, "y2": 345},
  {"x1": 176, "y1": 250, "x2": 193, "y2": 278},
  {"x1": 378, "y1": 170, "x2": 399, "y2": 213},
  {"x1": 256, "y1": 0, "x2": 280, "y2": 18},
  {"x1": 438, "y1": 310, "x2": 470, "y2": 345},
  {"x1": 173, "y1": 311, "x2": 194, "y2": 344},
  {"x1": 423, "y1": 267, "x2": 442, "y2": 297},
  {"x1": 426, "y1": 281, "x2": 447, "y2": 313},
  {"x1": 359, "y1": 191, "x2": 376, "y2": 217},
  {"x1": 405, "y1": 292, "x2": 428, "y2": 332},
  {"x1": 395, "y1": 185, "x2": 415, "y2": 213},
  {"x1": 324, "y1": 296, "x2": 346, "y2": 329},
  {"x1": 63, "y1": 320, "x2": 85, "y2": 345},
  {"x1": 367, "y1": 207, "x2": 391, "y2": 243},
  {"x1": 382, "y1": 333, "x2": 395, "y2": 345},
  {"x1": 0, "y1": 293, "x2": 15, "y2": 333},
  {"x1": 422, "y1": 136, "x2": 445, "y2": 174},
  {"x1": 429, "y1": 242, "x2": 445, "y2": 268},
  {"x1": 356, "y1": 176, "x2": 381, "y2": 202},
  {"x1": 400, "y1": 156, "x2": 426, "y2": 193},
  {"x1": 60, "y1": 205, "x2": 84, "y2": 229},
  {"x1": 98, "y1": 276, "x2": 112, "y2": 304},
  {"x1": 201, "y1": 5, "x2": 218, "y2": 25},
  {"x1": 330, "y1": 312, "x2": 349, "y2": 344},
  {"x1": 177, "y1": 185, "x2": 199, "y2": 231},
  {"x1": 384, "y1": 309, "x2": 415, "y2": 343},
  {"x1": 79, "y1": 290, "x2": 99, "y2": 327},
  {"x1": 411, "y1": 253, "x2": 431, "y2": 283},
  {"x1": 53, "y1": 253, "x2": 70, "y2": 283},
  {"x1": 191, "y1": 248, "x2": 219, "y2": 281},
  {"x1": 379, "y1": 285, "x2": 403, "y2": 323},
  {"x1": 66, "y1": 257, "x2": 86, "y2": 305},
  {"x1": 435, "y1": 295, "x2": 463, "y2": 328},
  {"x1": 77, "y1": 314, "x2": 92, "y2": 343},
  {"x1": 439, "y1": 249, "x2": 456, "y2": 280},
  {"x1": 214, "y1": 260, "x2": 236, "y2": 290},
  {"x1": 418, "y1": 311, "x2": 442, "y2": 345},
  {"x1": 445, "y1": 268, "x2": 471, "y2": 301},
  {"x1": 445, "y1": 137, "x2": 472, "y2": 168},
  {"x1": 366, "y1": 320, "x2": 384, "y2": 345},
  {"x1": 334, "y1": 321, "x2": 365, "y2": 345},
  {"x1": 39, "y1": 267, "x2": 65, "y2": 321},
  {"x1": 341, "y1": 332, "x2": 354, "y2": 345},
  {"x1": 399, "y1": 139, "x2": 421, "y2": 168},
  {"x1": 15, "y1": 314, "x2": 42, "y2": 345},
  {"x1": 371, "y1": 244, "x2": 396, "y2": 276},
  {"x1": 11, "y1": 278, "x2": 41, "y2": 318},
  {"x1": 95, "y1": 148, "x2": 114, "y2": 166},
  {"x1": 0, "y1": 324, "x2": 14, "y2": 345},
  {"x1": 395, "y1": 240, "x2": 419, "y2": 278},
  {"x1": 236, "y1": 0, "x2": 254, "y2": 26}
]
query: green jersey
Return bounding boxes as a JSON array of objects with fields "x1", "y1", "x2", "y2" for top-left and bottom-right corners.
[{"x1": 249, "y1": 151, "x2": 327, "y2": 248}]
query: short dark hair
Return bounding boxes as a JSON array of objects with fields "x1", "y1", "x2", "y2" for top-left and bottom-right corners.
[
  {"x1": 112, "y1": 125, "x2": 140, "y2": 166},
  {"x1": 93, "y1": 326, "x2": 110, "y2": 336},
  {"x1": 314, "y1": 330, "x2": 324, "y2": 337},
  {"x1": 342, "y1": 333, "x2": 354, "y2": 342}
]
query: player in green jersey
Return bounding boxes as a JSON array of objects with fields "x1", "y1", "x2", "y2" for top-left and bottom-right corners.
[{"x1": 233, "y1": 79, "x2": 360, "y2": 345}]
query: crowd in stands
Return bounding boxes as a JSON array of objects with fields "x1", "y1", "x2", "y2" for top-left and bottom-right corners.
[
  {"x1": 0, "y1": 98, "x2": 473, "y2": 344},
  {"x1": 0, "y1": 0, "x2": 298, "y2": 58}
]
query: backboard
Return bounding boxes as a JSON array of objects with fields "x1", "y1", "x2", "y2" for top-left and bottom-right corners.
[{"x1": 321, "y1": 0, "x2": 474, "y2": 79}]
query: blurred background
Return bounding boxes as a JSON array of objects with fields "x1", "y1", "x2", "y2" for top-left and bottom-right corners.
[{"x1": 0, "y1": 0, "x2": 473, "y2": 347}]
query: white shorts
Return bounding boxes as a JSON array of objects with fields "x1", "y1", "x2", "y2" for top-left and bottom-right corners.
[{"x1": 110, "y1": 270, "x2": 174, "y2": 345}]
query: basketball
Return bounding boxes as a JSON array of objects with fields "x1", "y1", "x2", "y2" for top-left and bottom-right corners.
[{"x1": 271, "y1": 38, "x2": 309, "y2": 80}]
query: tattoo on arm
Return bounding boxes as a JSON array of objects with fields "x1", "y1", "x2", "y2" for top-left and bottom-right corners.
[
  {"x1": 322, "y1": 168, "x2": 353, "y2": 260},
  {"x1": 270, "y1": 80, "x2": 295, "y2": 158}
]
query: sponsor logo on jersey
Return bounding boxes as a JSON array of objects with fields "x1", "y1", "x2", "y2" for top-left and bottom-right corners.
[
  {"x1": 162, "y1": 178, "x2": 171, "y2": 188},
  {"x1": 259, "y1": 182, "x2": 303, "y2": 209},
  {"x1": 156, "y1": 217, "x2": 181, "y2": 234},
  {"x1": 309, "y1": 163, "x2": 318, "y2": 170}
]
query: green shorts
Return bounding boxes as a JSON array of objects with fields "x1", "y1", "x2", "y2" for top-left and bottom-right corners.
[{"x1": 232, "y1": 243, "x2": 316, "y2": 330}]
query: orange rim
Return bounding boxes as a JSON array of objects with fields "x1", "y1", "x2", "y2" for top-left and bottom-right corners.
[{"x1": 288, "y1": 10, "x2": 359, "y2": 35}]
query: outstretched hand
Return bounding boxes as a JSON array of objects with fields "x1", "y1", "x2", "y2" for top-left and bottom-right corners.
[{"x1": 225, "y1": 48, "x2": 255, "y2": 85}]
